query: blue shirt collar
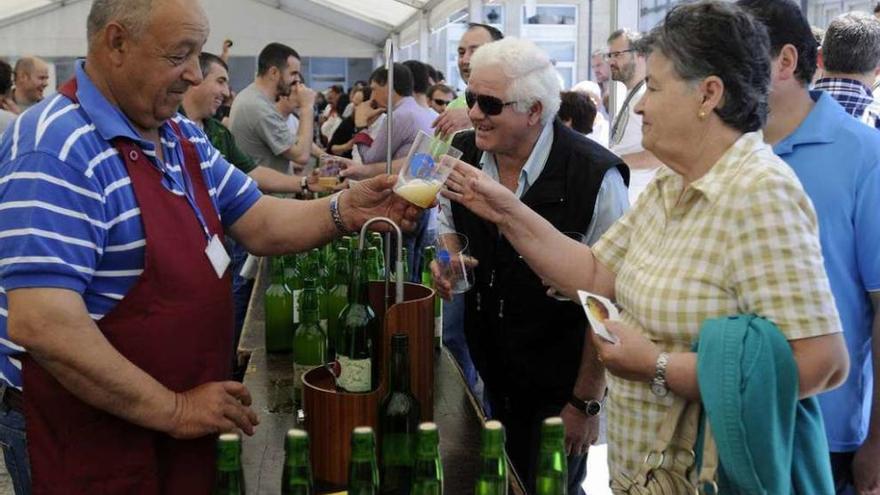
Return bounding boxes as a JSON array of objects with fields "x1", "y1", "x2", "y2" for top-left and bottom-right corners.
[
  {"x1": 773, "y1": 91, "x2": 844, "y2": 155},
  {"x1": 479, "y1": 119, "x2": 555, "y2": 198},
  {"x1": 73, "y1": 60, "x2": 175, "y2": 149}
]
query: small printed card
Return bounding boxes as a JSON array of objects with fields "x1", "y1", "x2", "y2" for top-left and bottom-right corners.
[{"x1": 577, "y1": 290, "x2": 620, "y2": 344}]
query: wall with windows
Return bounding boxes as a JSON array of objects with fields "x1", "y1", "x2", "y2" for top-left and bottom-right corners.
[
  {"x1": 804, "y1": 0, "x2": 875, "y2": 27},
  {"x1": 396, "y1": 0, "x2": 617, "y2": 91}
]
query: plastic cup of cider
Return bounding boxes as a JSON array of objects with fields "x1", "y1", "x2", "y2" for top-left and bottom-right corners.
[
  {"x1": 318, "y1": 154, "x2": 341, "y2": 188},
  {"x1": 394, "y1": 131, "x2": 462, "y2": 208}
]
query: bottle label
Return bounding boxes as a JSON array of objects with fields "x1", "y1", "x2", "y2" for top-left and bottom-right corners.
[
  {"x1": 320, "y1": 319, "x2": 328, "y2": 332},
  {"x1": 337, "y1": 355, "x2": 372, "y2": 392},
  {"x1": 292, "y1": 289, "x2": 302, "y2": 324}
]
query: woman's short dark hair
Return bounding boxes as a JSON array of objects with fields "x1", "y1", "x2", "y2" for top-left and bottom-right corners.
[
  {"x1": 558, "y1": 91, "x2": 597, "y2": 135},
  {"x1": 643, "y1": 0, "x2": 771, "y2": 133}
]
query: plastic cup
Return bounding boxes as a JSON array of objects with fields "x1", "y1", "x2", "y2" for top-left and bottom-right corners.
[
  {"x1": 436, "y1": 232, "x2": 475, "y2": 294},
  {"x1": 394, "y1": 131, "x2": 463, "y2": 208},
  {"x1": 317, "y1": 154, "x2": 341, "y2": 188}
]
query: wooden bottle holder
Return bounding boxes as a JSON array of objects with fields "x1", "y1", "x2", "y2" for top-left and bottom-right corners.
[{"x1": 302, "y1": 281, "x2": 435, "y2": 487}]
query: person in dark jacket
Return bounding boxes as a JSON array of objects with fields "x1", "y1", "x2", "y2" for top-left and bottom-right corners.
[{"x1": 434, "y1": 37, "x2": 629, "y2": 495}]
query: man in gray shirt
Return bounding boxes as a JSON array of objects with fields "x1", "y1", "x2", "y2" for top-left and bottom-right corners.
[{"x1": 230, "y1": 42, "x2": 316, "y2": 178}]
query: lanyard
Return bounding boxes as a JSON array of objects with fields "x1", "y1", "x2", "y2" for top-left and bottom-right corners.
[{"x1": 146, "y1": 136, "x2": 213, "y2": 241}]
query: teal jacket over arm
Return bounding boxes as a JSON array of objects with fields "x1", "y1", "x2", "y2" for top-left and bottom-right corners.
[{"x1": 695, "y1": 315, "x2": 835, "y2": 494}]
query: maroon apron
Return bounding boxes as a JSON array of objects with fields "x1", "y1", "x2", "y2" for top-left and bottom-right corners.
[{"x1": 21, "y1": 78, "x2": 234, "y2": 494}]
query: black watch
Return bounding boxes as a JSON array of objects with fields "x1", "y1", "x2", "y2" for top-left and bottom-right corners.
[{"x1": 568, "y1": 389, "x2": 607, "y2": 417}]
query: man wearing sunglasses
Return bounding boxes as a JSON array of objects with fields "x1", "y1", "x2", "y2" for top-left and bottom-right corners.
[
  {"x1": 428, "y1": 83, "x2": 456, "y2": 114},
  {"x1": 606, "y1": 29, "x2": 662, "y2": 204},
  {"x1": 434, "y1": 37, "x2": 629, "y2": 495}
]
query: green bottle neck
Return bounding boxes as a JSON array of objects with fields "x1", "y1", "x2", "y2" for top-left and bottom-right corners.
[
  {"x1": 335, "y1": 249, "x2": 351, "y2": 285},
  {"x1": 480, "y1": 429, "x2": 505, "y2": 459},
  {"x1": 351, "y1": 433, "x2": 377, "y2": 462},
  {"x1": 285, "y1": 438, "x2": 311, "y2": 466},
  {"x1": 301, "y1": 282, "x2": 319, "y2": 324},
  {"x1": 217, "y1": 441, "x2": 242, "y2": 472},
  {"x1": 388, "y1": 341, "x2": 411, "y2": 393},
  {"x1": 415, "y1": 432, "x2": 440, "y2": 460},
  {"x1": 348, "y1": 251, "x2": 370, "y2": 304}
]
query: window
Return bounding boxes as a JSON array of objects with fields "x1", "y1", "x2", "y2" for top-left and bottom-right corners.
[
  {"x1": 803, "y1": 0, "x2": 874, "y2": 28},
  {"x1": 484, "y1": 4, "x2": 504, "y2": 28},
  {"x1": 523, "y1": 5, "x2": 577, "y2": 25}
]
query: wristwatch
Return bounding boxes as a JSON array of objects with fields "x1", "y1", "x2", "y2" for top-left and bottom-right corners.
[
  {"x1": 651, "y1": 352, "x2": 670, "y2": 397},
  {"x1": 568, "y1": 388, "x2": 607, "y2": 417}
]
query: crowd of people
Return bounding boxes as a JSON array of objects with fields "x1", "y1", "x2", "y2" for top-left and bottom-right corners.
[{"x1": 0, "y1": 0, "x2": 877, "y2": 494}]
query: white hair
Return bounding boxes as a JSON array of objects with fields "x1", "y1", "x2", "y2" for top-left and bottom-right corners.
[{"x1": 469, "y1": 37, "x2": 561, "y2": 125}]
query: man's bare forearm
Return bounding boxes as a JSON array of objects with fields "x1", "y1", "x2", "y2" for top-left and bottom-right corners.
[
  {"x1": 249, "y1": 166, "x2": 301, "y2": 194},
  {"x1": 290, "y1": 107, "x2": 315, "y2": 165},
  {"x1": 7, "y1": 289, "x2": 176, "y2": 433},
  {"x1": 573, "y1": 334, "x2": 606, "y2": 400},
  {"x1": 228, "y1": 194, "x2": 339, "y2": 256}
]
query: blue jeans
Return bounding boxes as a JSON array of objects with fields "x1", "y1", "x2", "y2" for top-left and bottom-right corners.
[
  {"x1": 0, "y1": 401, "x2": 30, "y2": 495},
  {"x1": 442, "y1": 294, "x2": 478, "y2": 390}
]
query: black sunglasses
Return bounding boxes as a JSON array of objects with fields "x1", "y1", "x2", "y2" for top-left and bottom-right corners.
[
  {"x1": 433, "y1": 98, "x2": 451, "y2": 107},
  {"x1": 465, "y1": 90, "x2": 517, "y2": 116}
]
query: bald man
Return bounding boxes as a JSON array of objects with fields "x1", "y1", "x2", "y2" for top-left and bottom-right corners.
[{"x1": 12, "y1": 57, "x2": 49, "y2": 112}]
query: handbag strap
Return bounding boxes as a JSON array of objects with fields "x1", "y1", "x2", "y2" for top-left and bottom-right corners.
[{"x1": 612, "y1": 396, "x2": 720, "y2": 493}]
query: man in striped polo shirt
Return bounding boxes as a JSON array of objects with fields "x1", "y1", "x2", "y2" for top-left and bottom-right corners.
[{"x1": 0, "y1": 0, "x2": 421, "y2": 492}]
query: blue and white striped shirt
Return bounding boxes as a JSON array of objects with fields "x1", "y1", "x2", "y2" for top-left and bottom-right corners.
[{"x1": 0, "y1": 61, "x2": 262, "y2": 389}]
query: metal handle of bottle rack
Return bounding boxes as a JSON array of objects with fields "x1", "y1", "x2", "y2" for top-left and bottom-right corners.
[
  {"x1": 359, "y1": 217, "x2": 404, "y2": 309},
  {"x1": 383, "y1": 38, "x2": 395, "y2": 315}
]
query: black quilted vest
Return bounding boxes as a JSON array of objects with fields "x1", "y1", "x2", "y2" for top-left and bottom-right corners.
[{"x1": 450, "y1": 119, "x2": 628, "y2": 402}]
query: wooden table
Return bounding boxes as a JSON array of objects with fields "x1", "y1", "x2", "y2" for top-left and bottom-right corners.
[{"x1": 238, "y1": 258, "x2": 525, "y2": 494}]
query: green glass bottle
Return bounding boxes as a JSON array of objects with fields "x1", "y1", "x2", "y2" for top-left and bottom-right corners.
[
  {"x1": 399, "y1": 247, "x2": 410, "y2": 283},
  {"x1": 322, "y1": 242, "x2": 336, "y2": 288},
  {"x1": 410, "y1": 422, "x2": 443, "y2": 495},
  {"x1": 265, "y1": 257, "x2": 294, "y2": 353},
  {"x1": 474, "y1": 420, "x2": 508, "y2": 495},
  {"x1": 324, "y1": 246, "x2": 350, "y2": 359},
  {"x1": 283, "y1": 254, "x2": 298, "y2": 289},
  {"x1": 369, "y1": 232, "x2": 384, "y2": 253},
  {"x1": 281, "y1": 429, "x2": 314, "y2": 495},
  {"x1": 293, "y1": 278, "x2": 327, "y2": 406},
  {"x1": 421, "y1": 247, "x2": 442, "y2": 348},
  {"x1": 349, "y1": 235, "x2": 360, "y2": 266},
  {"x1": 336, "y1": 250, "x2": 377, "y2": 393},
  {"x1": 535, "y1": 417, "x2": 567, "y2": 495},
  {"x1": 289, "y1": 254, "x2": 305, "y2": 332},
  {"x1": 366, "y1": 247, "x2": 383, "y2": 282},
  {"x1": 379, "y1": 334, "x2": 421, "y2": 494},
  {"x1": 214, "y1": 433, "x2": 245, "y2": 495},
  {"x1": 349, "y1": 426, "x2": 380, "y2": 495}
]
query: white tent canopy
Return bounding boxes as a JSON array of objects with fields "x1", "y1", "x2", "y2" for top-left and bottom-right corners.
[{"x1": 0, "y1": 0, "x2": 464, "y2": 58}]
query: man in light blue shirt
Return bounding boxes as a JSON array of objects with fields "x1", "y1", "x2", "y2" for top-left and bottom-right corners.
[{"x1": 740, "y1": 2, "x2": 880, "y2": 493}]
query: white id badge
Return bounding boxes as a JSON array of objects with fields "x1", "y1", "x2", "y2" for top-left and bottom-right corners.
[{"x1": 205, "y1": 234, "x2": 231, "y2": 278}]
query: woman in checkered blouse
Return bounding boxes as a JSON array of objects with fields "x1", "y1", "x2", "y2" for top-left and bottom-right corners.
[{"x1": 440, "y1": 0, "x2": 849, "y2": 485}]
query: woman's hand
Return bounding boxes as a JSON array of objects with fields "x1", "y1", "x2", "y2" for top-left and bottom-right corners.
[
  {"x1": 592, "y1": 320, "x2": 660, "y2": 383},
  {"x1": 441, "y1": 159, "x2": 522, "y2": 227}
]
